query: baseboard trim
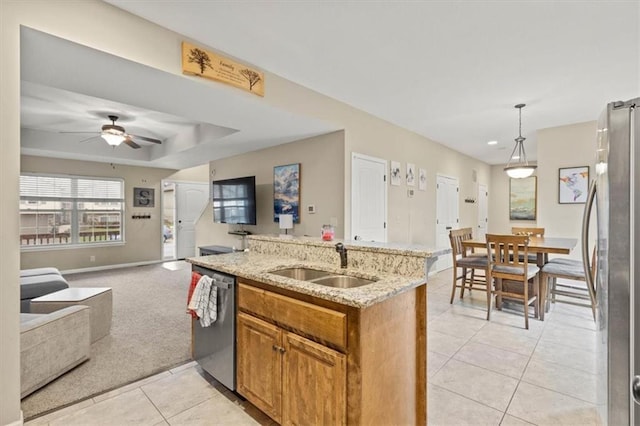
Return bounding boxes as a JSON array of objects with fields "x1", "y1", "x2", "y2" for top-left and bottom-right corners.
[{"x1": 61, "y1": 260, "x2": 166, "y2": 275}]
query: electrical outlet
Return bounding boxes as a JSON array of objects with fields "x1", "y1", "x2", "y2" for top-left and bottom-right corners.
[{"x1": 90, "y1": 256, "x2": 95, "y2": 262}]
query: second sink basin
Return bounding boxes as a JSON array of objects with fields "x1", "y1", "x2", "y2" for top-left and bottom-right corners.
[{"x1": 269, "y1": 267, "x2": 376, "y2": 289}]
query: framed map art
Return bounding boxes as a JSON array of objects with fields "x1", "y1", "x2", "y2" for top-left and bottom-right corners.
[{"x1": 559, "y1": 166, "x2": 589, "y2": 204}]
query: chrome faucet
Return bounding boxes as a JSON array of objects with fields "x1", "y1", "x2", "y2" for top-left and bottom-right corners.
[{"x1": 335, "y1": 243, "x2": 348, "y2": 268}]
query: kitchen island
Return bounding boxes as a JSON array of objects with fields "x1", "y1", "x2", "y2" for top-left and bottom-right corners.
[{"x1": 187, "y1": 236, "x2": 447, "y2": 425}]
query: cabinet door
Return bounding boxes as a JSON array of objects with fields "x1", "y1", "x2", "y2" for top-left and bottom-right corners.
[
  {"x1": 237, "y1": 312, "x2": 282, "y2": 423},
  {"x1": 282, "y1": 332, "x2": 347, "y2": 426}
]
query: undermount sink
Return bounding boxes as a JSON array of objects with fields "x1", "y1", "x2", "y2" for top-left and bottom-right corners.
[
  {"x1": 310, "y1": 275, "x2": 375, "y2": 289},
  {"x1": 269, "y1": 267, "x2": 331, "y2": 281},
  {"x1": 269, "y1": 267, "x2": 376, "y2": 289}
]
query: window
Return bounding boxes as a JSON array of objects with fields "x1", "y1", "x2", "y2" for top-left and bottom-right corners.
[{"x1": 20, "y1": 174, "x2": 125, "y2": 248}]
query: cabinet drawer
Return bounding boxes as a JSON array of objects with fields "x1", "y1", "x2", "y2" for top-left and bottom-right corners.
[{"x1": 238, "y1": 283, "x2": 347, "y2": 350}]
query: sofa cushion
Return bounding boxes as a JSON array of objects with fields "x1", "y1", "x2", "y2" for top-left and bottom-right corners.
[
  {"x1": 21, "y1": 274, "x2": 69, "y2": 300},
  {"x1": 20, "y1": 267, "x2": 62, "y2": 278}
]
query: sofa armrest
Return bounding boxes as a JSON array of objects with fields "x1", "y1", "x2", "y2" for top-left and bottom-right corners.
[{"x1": 21, "y1": 305, "x2": 91, "y2": 398}]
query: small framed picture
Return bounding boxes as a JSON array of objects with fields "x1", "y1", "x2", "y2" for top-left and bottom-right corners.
[
  {"x1": 133, "y1": 187, "x2": 155, "y2": 207},
  {"x1": 390, "y1": 161, "x2": 401, "y2": 186},
  {"x1": 419, "y1": 168, "x2": 426, "y2": 191},
  {"x1": 559, "y1": 166, "x2": 589, "y2": 204},
  {"x1": 406, "y1": 163, "x2": 416, "y2": 186}
]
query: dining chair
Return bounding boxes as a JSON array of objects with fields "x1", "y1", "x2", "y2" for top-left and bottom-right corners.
[
  {"x1": 540, "y1": 247, "x2": 597, "y2": 320},
  {"x1": 511, "y1": 227, "x2": 545, "y2": 264},
  {"x1": 485, "y1": 234, "x2": 540, "y2": 329},
  {"x1": 448, "y1": 228, "x2": 490, "y2": 316}
]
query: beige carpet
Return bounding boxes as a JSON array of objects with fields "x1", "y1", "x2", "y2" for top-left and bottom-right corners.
[{"x1": 22, "y1": 261, "x2": 193, "y2": 420}]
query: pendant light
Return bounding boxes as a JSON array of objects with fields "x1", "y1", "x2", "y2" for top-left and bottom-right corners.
[{"x1": 504, "y1": 103, "x2": 536, "y2": 179}]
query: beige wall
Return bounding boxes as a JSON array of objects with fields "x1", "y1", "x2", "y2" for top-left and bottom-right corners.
[
  {"x1": 20, "y1": 156, "x2": 184, "y2": 270},
  {"x1": 537, "y1": 121, "x2": 597, "y2": 259},
  {"x1": 488, "y1": 121, "x2": 597, "y2": 259},
  {"x1": 195, "y1": 132, "x2": 345, "y2": 249},
  {"x1": 264, "y1": 70, "x2": 491, "y2": 244}
]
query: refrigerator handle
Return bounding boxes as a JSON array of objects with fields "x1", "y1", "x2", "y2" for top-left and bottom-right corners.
[{"x1": 581, "y1": 179, "x2": 597, "y2": 321}]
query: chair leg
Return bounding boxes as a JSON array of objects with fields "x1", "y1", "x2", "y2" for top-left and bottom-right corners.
[
  {"x1": 524, "y1": 276, "x2": 529, "y2": 330},
  {"x1": 496, "y1": 278, "x2": 503, "y2": 310},
  {"x1": 551, "y1": 277, "x2": 557, "y2": 304},
  {"x1": 460, "y1": 267, "x2": 467, "y2": 299},
  {"x1": 533, "y1": 275, "x2": 540, "y2": 320},
  {"x1": 486, "y1": 273, "x2": 493, "y2": 321},
  {"x1": 450, "y1": 267, "x2": 458, "y2": 304}
]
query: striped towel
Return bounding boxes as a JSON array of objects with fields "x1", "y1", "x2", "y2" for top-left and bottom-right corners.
[{"x1": 187, "y1": 275, "x2": 218, "y2": 327}]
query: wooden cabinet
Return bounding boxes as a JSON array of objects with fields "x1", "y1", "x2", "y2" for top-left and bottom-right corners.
[
  {"x1": 237, "y1": 279, "x2": 426, "y2": 426},
  {"x1": 237, "y1": 312, "x2": 282, "y2": 423},
  {"x1": 283, "y1": 332, "x2": 346, "y2": 425},
  {"x1": 237, "y1": 300, "x2": 346, "y2": 425}
]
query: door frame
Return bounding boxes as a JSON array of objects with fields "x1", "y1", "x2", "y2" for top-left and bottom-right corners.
[
  {"x1": 435, "y1": 173, "x2": 460, "y2": 272},
  {"x1": 351, "y1": 152, "x2": 388, "y2": 242},
  {"x1": 161, "y1": 179, "x2": 210, "y2": 260},
  {"x1": 477, "y1": 183, "x2": 488, "y2": 240}
]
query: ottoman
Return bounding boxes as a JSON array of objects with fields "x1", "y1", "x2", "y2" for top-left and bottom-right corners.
[{"x1": 30, "y1": 287, "x2": 113, "y2": 343}]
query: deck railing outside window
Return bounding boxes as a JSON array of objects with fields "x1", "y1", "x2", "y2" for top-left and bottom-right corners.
[{"x1": 20, "y1": 174, "x2": 125, "y2": 248}]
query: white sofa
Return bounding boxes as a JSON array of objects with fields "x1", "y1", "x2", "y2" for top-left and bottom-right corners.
[{"x1": 20, "y1": 305, "x2": 91, "y2": 398}]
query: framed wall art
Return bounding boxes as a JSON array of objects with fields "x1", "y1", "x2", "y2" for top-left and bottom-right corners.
[
  {"x1": 559, "y1": 166, "x2": 589, "y2": 204},
  {"x1": 419, "y1": 168, "x2": 426, "y2": 191},
  {"x1": 133, "y1": 187, "x2": 155, "y2": 207},
  {"x1": 390, "y1": 161, "x2": 401, "y2": 186},
  {"x1": 406, "y1": 163, "x2": 416, "y2": 186},
  {"x1": 509, "y1": 176, "x2": 536, "y2": 220},
  {"x1": 274, "y1": 163, "x2": 300, "y2": 223}
]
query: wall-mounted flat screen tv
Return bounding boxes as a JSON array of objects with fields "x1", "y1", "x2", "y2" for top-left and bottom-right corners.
[{"x1": 212, "y1": 176, "x2": 257, "y2": 225}]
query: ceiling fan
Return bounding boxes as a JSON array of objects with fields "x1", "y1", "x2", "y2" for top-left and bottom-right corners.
[{"x1": 61, "y1": 115, "x2": 162, "y2": 149}]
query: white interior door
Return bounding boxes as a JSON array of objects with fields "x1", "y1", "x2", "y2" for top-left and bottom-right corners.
[
  {"x1": 175, "y1": 182, "x2": 209, "y2": 259},
  {"x1": 435, "y1": 174, "x2": 459, "y2": 272},
  {"x1": 351, "y1": 153, "x2": 387, "y2": 242},
  {"x1": 477, "y1": 183, "x2": 488, "y2": 240}
]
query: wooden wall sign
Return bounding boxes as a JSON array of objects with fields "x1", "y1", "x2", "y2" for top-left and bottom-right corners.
[{"x1": 181, "y1": 41, "x2": 264, "y2": 97}]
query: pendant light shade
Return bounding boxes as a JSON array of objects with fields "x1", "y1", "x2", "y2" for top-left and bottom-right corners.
[{"x1": 504, "y1": 104, "x2": 536, "y2": 178}]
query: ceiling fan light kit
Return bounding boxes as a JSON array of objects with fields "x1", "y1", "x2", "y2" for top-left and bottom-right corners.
[
  {"x1": 62, "y1": 114, "x2": 162, "y2": 149},
  {"x1": 504, "y1": 103, "x2": 537, "y2": 179}
]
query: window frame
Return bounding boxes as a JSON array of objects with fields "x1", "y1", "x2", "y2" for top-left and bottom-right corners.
[{"x1": 20, "y1": 173, "x2": 126, "y2": 251}]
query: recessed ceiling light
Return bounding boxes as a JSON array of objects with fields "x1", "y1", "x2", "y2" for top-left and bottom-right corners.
[{"x1": 487, "y1": 140, "x2": 498, "y2": 145}]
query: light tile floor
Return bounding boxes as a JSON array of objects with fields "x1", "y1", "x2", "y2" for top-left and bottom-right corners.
[{"x1": 26, "y1": 269, "x2": 600, "y2": 426}]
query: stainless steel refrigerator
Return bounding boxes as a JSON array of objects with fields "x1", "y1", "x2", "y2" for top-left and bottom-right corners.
[{"x1": 583, "y1": 97, "x2": 639, "y2": 425}]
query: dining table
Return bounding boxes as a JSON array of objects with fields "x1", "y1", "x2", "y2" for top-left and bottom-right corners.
[{"x1": 461, "y1": 236, "x2": 578, "y2": 321}]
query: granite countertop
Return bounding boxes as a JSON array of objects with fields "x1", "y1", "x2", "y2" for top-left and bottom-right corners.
[
  {"x1": 187, "y1": 252, "x2": 426, "y2": 309},
  {"x1": 247, "y1": 234, "x2": 450, "y2": 258}
]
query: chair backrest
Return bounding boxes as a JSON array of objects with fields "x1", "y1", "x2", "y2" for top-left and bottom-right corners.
[
  {"x1": 449, "y1": 228, "x2": 474, "y2": 261},
  {"x1": 511, "y1": 227, "x2": 545, "y2": 237},
  {"x1": 486, "y1": 234, "x2": 530, "y2": 279}
]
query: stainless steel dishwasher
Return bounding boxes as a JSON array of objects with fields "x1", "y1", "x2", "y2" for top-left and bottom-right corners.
[{"x1": 192, "y1": 265, "x2": 236, "y2": 391}]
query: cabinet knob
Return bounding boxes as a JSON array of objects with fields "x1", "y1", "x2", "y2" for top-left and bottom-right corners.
[{"x1": 272, "y1": 345, "x2": 286, "y2": 353}]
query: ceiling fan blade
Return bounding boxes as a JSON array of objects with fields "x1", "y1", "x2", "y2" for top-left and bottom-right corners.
[
  {"x1": 123, "y1": 137, "x2": 141, "y2": 149},
  {"x1": 78, "y1": 135, "x2": 101, "y2": 144},
  {"x1": 129, "y1": 134, "x2": 162, "y2": 144}
]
